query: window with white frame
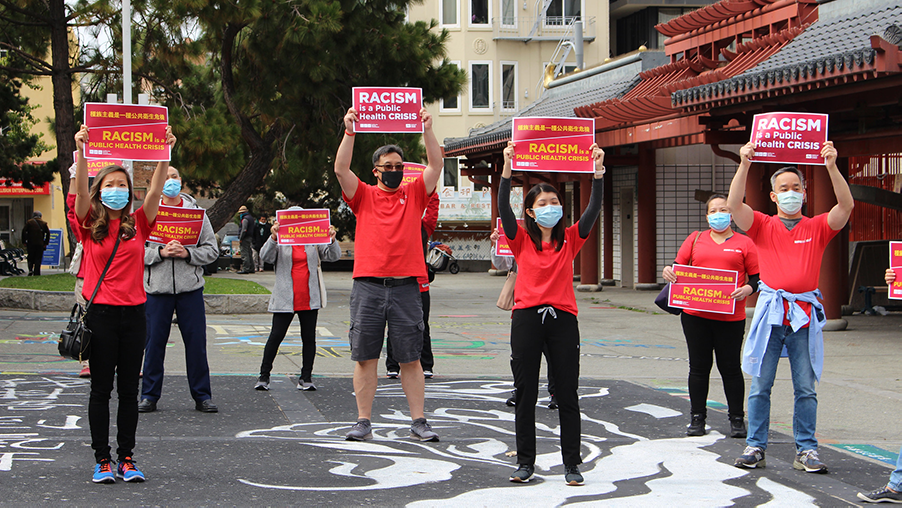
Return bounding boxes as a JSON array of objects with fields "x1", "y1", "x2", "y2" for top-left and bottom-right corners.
[
  {"x1": 545, "y1": 0, "x2": 581, "y2": 26},
  {"x1": 501, "y1": 0, "x2": 516, "y2": 26},
  {"x1": 470, "y1": 0, "x2": 489, "y2": 25},
  {"x1": 501, "y1": 62, "x2": 517, "y2": 111},
  {"x1": 441, "y1": 0, "x2": 459, "y2": 27},
  {"x1": 441, "y1": 61, "x2": 462, "y2": 112},
  {"x1": 469, "y1": 61, "x2": 491, "y2": 111}
]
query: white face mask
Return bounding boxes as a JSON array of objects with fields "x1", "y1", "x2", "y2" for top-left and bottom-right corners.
[{"x1": 776, "y1": 190, "x2": 804, "y2": 215}]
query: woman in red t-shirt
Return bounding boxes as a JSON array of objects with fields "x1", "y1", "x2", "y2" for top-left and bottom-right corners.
[
  {"x1": 498, "y1": 140, "x2": 605, "y2": 486},
  {"x1": 662, "y1": 194, "x2": 760, "y2": 439},
  {"x1": 73, "y1": 124, "x2": 174, "y2": 484}
]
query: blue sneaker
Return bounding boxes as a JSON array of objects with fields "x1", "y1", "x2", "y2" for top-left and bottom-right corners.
[
  {"x1": 116, "y1": 457, "x2": 145, "y2": 482},
  {"x1": 92, "y1": 459, "x2": 115, "y2": 484}
]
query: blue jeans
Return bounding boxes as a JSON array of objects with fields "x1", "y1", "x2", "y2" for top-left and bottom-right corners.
[
  {"x1": 890, "y1": 444, "x2": 902, "y2": 491},
  {"x1": 746, "y1": 325, "x2": 818, "y2": 452}
]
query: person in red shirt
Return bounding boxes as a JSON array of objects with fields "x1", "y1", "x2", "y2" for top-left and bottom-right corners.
[
  {"x1": 498, "y1": 140, "x2": 605, "y2": 486},
  {"x1": 334, "y1": 106, "x2": 442, "y2": 443},
  {"x1": 73, "y1": 124, "x2": 174, "y2": 484},
  {"x1": 662, "y1": 194, "x2": 760, "y2": 439}
]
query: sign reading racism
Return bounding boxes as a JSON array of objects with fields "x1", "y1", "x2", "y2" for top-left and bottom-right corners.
[
  {"x1": 84, "y1": 103, "x2": 170, "y2": 161},
  {"x1": 276, "y1": 209, "x2": 332, "y2": 246},
  {"x1": 73, "y1": 151, "x2": 124, "y2": 178},
  {"x1": 749, "y1": 112, "x2": 829, "y2": 165},
  {"x1": 352, "y1": 87, "x2": 423, "y2": 134},
  {"x1": 890, "y1": 241, "x2": 902, "y2": 300},
  {"x1": 510, "y1": 117, "x2": 596, "y2": 173},
  {"x1": 148, "y1": 205, "x2": 205, "y2": 246},
  {"x1": 668, "y1": 264, "x2": 738, "y2": 314},
  {"x1": 494, "y1": 218, "x2": 525, "y2": 257},
  {"x1": 402, "y1": 162, "x2": 426, "y2": 186}
]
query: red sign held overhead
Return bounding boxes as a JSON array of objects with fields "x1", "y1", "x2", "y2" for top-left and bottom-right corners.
[
  {"x1": 749, "y1": 112, "x2": 829, "y2": 165},
  {"x1": 511, "y1": 117, "x2": 596, "y2": 173},
  {"x1": 668, "y1": 264, "x2": 738, "y2": 315},
  {"x1": 84, "y1": 103, "x2": 170, "y2": 161},
  {"x1": 352, "y1": 87, "x2": 423, "y2": 134},
  {"x1": 890, "y1": 241, "x2": 902, "y2": 300},
  {"x1": 402, "y1": 162, "x2": 426, "y2": 186},
  {"x1": 148, "y1": 205, "x2": 205, "y2": 246},
  {"x1": 276, "y1": 209, "x2": 332, "y2": 246},
  {"x1": 74, "y1": 151, "x2": 124, "y2": 178}
]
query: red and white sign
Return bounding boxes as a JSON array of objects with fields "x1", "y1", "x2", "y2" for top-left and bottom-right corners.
[
  {"x1": 668, "y1": 264, "x2": 738, "y2": 314},
  {"x1": 511, "y1": 117, "x2": 596, "y2": 173},
  {"x1": 402, "y1": 162, "x2": 426, "y2": 186},
  {"x1": 276, "y1": 209, "x2": 332, "y2": 246},
  {"x1": 73, "y1": 151, "x2": 123, "y2": 178},
  {"x1": 148, "y1": 205, "x2": 205, "y2": 246},
  {"x1": 749, "y1": 112, "x2": 828, "y2": 165},
  {"x1": 890, "y1": 241, "x2": 902, "y2": 300},
  {"x1": 352, "y1": 87, "x2": 423, "y2": 133},
  {"x1": 84, "y1": 103, "x2": 170, "y2": 161},
  {"x1": 0, "y1": 179, "x2": 50, "y2": 196},
  {"x1": 494, "y1": 217, "x2": 525, "y2": 257}
]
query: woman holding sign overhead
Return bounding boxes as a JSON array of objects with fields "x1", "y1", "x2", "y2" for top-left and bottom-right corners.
[
  {"x1": 73, "y1": 123, "x2": 174, "y2": 484},
  {"x1": 498, "y1": 139, "x2": 604, "y2": 486},
  {"x1": 662, "y1": 194, "x2": 759, "y2": 439},
  {"x1": 254, "y1": 207, "x2": 341, "y2": 391}
]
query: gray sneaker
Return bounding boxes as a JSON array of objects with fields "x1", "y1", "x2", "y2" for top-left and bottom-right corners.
[
  {"x1": 254, "y1": 375, "x2": 270, "y2": 391},
  {"x1": 410, "y1": 418, "x2": 439, "y2": 442},
  {"x1": 793, "y1": 449, "x2": 827, "y2": 473},
  {"x1": 734, "y1": 446, "x2": 766, "y2": 468},
  {"x1": 858, "y1": 486, "x2": 902, "y2": 503},
  {"x1": 297, "y1": 380, "x2": 316, "y2": 391},
  {"x1": 345, "y1": 419, "x2": 373, "y2": 441}
]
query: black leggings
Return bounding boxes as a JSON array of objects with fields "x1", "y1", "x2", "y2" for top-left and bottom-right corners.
[
  {"x1": 86, "y1": 304, "x2": 145, "y2": 463},
  {"x1": 510, "y1": 306, "x2": 581, "y2": 467},
  {"x1": 259, "y1": 310, "x2": 318, "y2": 381},
  {"x1": 680, "y1": 312, "x2": 746, "y2": 418}
]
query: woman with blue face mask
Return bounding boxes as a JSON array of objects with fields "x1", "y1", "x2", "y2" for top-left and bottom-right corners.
[
  {"x1": 662, "y1": 194, "x2": 760, "y2": 439},
  {"x1": 73, "y1": 124, "x2": 175, "y2": 484},
  {"x1": 498, "y1": 140, "x2": 605, "y2": 486}
]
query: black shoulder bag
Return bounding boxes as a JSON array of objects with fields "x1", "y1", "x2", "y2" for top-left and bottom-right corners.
[
  {"x1": 58, "y1": 235, "x2": 121, "y2": 361},
  {"x1": 655, "y1": 230, "x2": 701, "y2": 315}
]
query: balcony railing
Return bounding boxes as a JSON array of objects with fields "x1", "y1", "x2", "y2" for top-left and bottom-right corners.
[{"x1": 492, "y1": 16, "x2": 595, "y2": 42}]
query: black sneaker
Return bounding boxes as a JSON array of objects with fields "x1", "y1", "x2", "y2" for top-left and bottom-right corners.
[
  {"x1": 547, "y1": 394, "x2": 558, "y2": 410},
  {"x1": 509, "y1": 464, "x2": 534, "y2": 483},
  {"x1": 564, "y1": 465, "x2": 584, "y2": 486},
  {"x1": 686, "y1": 414, "x2": 706, "y2": 436},
  {"x1": 254, "y1": 375, "x2": 270, "y2": 391},
  {"x1": 137, "y1": 399, "x2": 156, "y2": 413},
  {"x1": 506, "y1": 389, "x2": 517, "y2": 407},
  {"x1": 858, "y1": 486, "x2": 902, "y2": 503},
  {"x1": 734, "y1": 446, "x2": 766, "y2": 468},
  {"x1": 729, "y1": 415, "x2": 747, "y2": 438}
]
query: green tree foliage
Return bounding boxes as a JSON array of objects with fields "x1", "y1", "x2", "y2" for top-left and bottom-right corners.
[{"x1": 0, "y1": 70, "x2": 52, "y2": 187}]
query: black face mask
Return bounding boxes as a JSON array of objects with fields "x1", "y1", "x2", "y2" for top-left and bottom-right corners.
[{"x1": 380, "y1": 170, "x2": 404, "y2": 189}]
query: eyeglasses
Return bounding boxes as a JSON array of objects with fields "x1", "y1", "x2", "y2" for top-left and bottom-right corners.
[{"x1": 375, "y1": 163, "x2": 405, "y2": 172}]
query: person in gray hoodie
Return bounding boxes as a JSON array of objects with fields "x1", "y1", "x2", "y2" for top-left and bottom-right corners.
[
  {"x1": 254, "y1": 208, "x2": 341, "y2": 391},
  {"x1": 138, "y1": 167, "x2": 220, "y2": 414}
]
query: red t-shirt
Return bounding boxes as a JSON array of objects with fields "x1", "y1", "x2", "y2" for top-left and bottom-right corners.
[
  {"x1": 66, "y1": 193, "x2": 85, "y2": 278},
  {"x1": 674, "y1": 230, "x2": 760, "y2": 322},
  {"x1": 417, "y1": 192, "x2": 441, "y2": 292},
  {"x1": 343, "y1": 176, "x2": 430, "y2": 279},
  {"x1": 74, "y1": 206, "x2": 153, "y2": 306},
  {"x1": 291, "y1": 246, "x2": 311, "y2": 311},
  {"x1": 509, "y1": 224, "x2": 586, "y2": 316},
  {"x1": 745, "y1": 211, "x2": 839, "y2": 323}
]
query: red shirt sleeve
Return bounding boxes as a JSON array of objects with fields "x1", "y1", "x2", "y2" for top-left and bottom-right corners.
[
  {"x1": 342, "y1": 176, "x2": 366, "y2": 211},
  {"x1": 421, "y1": 192, "x2": 440, "y2": 237},
  {"x1": 743, "y1": 234, "x2": 760, "y2": 277}
]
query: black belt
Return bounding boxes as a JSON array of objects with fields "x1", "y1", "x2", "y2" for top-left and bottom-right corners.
[{"x1": 358, "y1": 277, "x2": 417, "y2": 287}]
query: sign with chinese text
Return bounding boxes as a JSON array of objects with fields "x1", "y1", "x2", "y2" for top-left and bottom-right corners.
[
  {"x1": 148, "y1": 205, "x2": 204, "y2": 246},
  {"x1": 84, "y1": 103, "x2": 170, "y2": 161},
  {"x1": 276, "y1": 209, "x2": 332, "y2": 245},
  {"x1": 749, "y1": 112, "x2": 828, "y2": 165},
  {"x1": 511, "y1": 117, "x2": 595, "y2": 173},
  {"x1": 352, "y1": 87, "x2": 423, "y2": 133},
  {"x1": 668, "y1": 264, "x2": 738, "y2": 314},
  {"x1": 494, "y1": 217, "x2": 525, "y2": 257},
  {"x1": 402, "y1": 162, "x2": 426, "y2": 186},
  {"x1": 41, "y1": 229, "x2": 63, "y2": 266},
  {"x1": 890, "y1": 241, "x2": 902, "y2": 300}
]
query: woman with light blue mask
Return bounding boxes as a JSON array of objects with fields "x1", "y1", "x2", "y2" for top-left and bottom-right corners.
[{"x1": 662, "y1": 194, "x2": 760, "y2": 439}]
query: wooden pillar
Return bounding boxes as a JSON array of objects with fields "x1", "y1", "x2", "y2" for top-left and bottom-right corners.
[
  {"x1": 811, "y1": 160, "x2": 849, "y2": 325},
  {"x1": 577, "y1": 174, "x2": 600, "y2": 291},
  {"x1": 636, "y1": 143, "x2": 657, "y2": 288}
]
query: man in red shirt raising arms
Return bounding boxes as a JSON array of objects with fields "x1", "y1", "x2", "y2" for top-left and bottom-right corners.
[
  {"x1": 727, "y1": 140, "x2": 853, "y2": 474},
  {"x1": 334, "y1": 106, "x2": 442, "y2": 442}
]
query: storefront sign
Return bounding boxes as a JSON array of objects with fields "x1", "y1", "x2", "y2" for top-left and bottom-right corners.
[
  {"x1": 84, "y1": 103, "x2": 170, "y2": 161},
  {"x1": 889, "y1": 241, "x2": 902, "y2": 300},
  {"x1": 510, "y1": 117, "x2": 596, "y2": 173},
  {"x1": 148, "y1": 205, "x2": 205, "y2": 246},
  {"x1": 749, "y1": 112, "x2": 828, "y2": 165},
  {"x1": 41, "y1": 229, "x2": 63, "y2": 266},
  {"x1": 276, "y1": 209, "x2": 332, "y2": 245},
  {"x1": 668, "y1": 264, "x2": 738, "y2": 314},
  {"x1": 0, "y1": 179, "x2": 50, "y2": 195},
  {"x1": 352, "y1": 87, "x2": 423, "y2": 133}
]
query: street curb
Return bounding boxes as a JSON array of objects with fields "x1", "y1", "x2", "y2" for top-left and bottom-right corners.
[{"x1": 0, "y1": 287, "x2": 269, "y2": 314}]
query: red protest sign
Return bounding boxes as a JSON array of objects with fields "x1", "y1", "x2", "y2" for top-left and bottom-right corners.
[
  {"x1": 74, "y1": 151, "x2": 123, "y2": 178},
  {"x1": 352, "y1": 87, "x2": 423, "y2": 133},
  {"x1": 494, "y1": 217, "x2": 524, "y2": 257},
  {"x1": 511, "y1": 117, "x2": 596, "y2": 173},
  {"x1": 402, "y1": 162, "x2": 426, "y2": 186},
  {"x1": 84, "y1": 103, "x2": 170, "y2": 161},
  {"x1": 889, "y1": 241, "x2": 902, "y2": 300},
  {"x1": 276, "y1": 209, "x2": 332, "y2": 245},
  {"x1": 668, "y1": 264, "x2": 738, "y2": 314},
  {"x1": 148, "y1": 205, "x2": 205, "y2": 246},
  {"x1": 749, "y1": 112, "x2": 828, "y2": 165}
]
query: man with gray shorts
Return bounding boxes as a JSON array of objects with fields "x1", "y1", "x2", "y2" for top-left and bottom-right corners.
[{"x1": 334, "y1": 105, "x2": 442, "y2": 442}]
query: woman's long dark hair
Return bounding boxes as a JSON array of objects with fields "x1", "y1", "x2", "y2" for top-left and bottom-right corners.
[
  {"x1": 84, "y1": 165, "x2": 136, "y2": 243},
  {"x1": 523, "y1": 182, "x2": 565, "y2": 252}
]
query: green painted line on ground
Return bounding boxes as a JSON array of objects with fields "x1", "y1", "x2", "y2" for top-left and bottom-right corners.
[{"x1": 832, "y1": 444, "x2": 898, "y2": 465}]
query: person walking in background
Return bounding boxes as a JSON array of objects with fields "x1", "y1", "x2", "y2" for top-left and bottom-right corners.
[
  {"x1": 237, "y1": 205, "x2": 255, "y2": 274},
  {"x1": 498, "y1": 140, "x2": 605, "y2": 486},
  {"x1": 23, "y1": 211, "x2": 50, "y2": 276},
  {"x1": 139, "y1": 167, "x2": 220, "y2": 414},
  {"x1": 72, "y1": 124, "x2": 175, "y2": 484},
  {"x1": 662, "y1": 194, "x2": 759, "y2": 438},
  {"x1": 252, "y1": 215, "x2": 272, "y2": 272},
  {"x1": 253, "y1": 214, "x2": 340, "y2": 391}
]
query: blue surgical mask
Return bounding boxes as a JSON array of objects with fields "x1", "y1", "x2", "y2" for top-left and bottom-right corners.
[
  {"x1": 707, "y1": 212, "x2": 732, "y2": 232},
  {"x1": 100, "y1": 188, "x2": 129, "y2": 211},
  {"x1": 776, "y1": 190, "x2": 804, "y2": 215},
  {"x1": 533, "y1": 205, "x2": 563, "y2": 228},
  {"x1": 162, "y1": 179, "x2": 182, "y2": 198}
]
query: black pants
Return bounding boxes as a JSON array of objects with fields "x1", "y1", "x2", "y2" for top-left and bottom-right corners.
[
  {"x1": 26, "y1": 246, "x2": 43, "y2": 275},
  {"x1": 680, "y1": 312, "x2": 746, "y2": 418},
  {"x1": 259, "y1": 310, "x2": 318, "y2": 381},
  {"x1": 386, "y1": 291, "x2": 434, "y2": 371},
  {"x1": 510, "y1": 306, "x2": 581, "y2": 467},
  {"x1": 86, "y1": 304, "x2": 145, "y2": 463}
]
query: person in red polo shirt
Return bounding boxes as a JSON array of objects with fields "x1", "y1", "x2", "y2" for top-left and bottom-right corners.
[{"x1": 334, "y1": 106, "x2": 442, "y2": 443}]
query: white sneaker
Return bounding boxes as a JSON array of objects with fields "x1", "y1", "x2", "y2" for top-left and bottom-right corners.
[
  {"x1": 423, "y1": 370, "x2": 434, "y2": 379},
  {"x1": 297, "y1": 380, "x2": 316, "y2": 391}
]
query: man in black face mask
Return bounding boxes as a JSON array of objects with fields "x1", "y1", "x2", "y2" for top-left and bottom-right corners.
[{"x1": 334, "y1": 106, "x2": 443, "y2": 443}]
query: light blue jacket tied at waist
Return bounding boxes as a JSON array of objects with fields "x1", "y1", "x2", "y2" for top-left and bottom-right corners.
[{"x1": 741, "y1": 280, "x2": 826, "y2": 381}]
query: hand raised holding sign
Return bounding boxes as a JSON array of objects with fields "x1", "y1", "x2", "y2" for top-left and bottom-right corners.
[
  {"x1": 739, "y1": 142, "x2": 755, "y2": 164},
  {"x1": 343, "y1": 108, "x2": 358, "y2": 134},
  {"x1": 821, "y1": 140, "x2": 837, "y2": 167},
  {"x1": 590, "y1": 143, "x2": 605, "y2": 179},
  {"x1": 420, "y1": 107, "x2": 433, "y2": 131}
]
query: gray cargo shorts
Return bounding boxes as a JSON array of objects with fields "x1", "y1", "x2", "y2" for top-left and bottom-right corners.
[{"x1": 349, "y1": 278, "x2": 424, "y2": 363}]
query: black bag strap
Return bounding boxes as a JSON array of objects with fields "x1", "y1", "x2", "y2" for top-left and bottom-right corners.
[{"x1": 84, "y1": 234, "x2": 122, "y2": 312}]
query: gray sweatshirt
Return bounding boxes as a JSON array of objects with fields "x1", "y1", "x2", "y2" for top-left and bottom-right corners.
[
  {"x1": 260, "y1": 235, "x2": 341, "y2": 312},
  {"x1": 144, "y1": 193, "x2": 219, "y2": 295}
]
